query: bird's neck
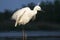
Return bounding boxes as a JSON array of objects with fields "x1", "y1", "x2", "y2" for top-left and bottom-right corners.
[
  {"x1": 33, "y1": 7, "x2": 38, "y2": 12},
  {"x1": 33, "y1": 9, "x2": 37, "y2": 14}
]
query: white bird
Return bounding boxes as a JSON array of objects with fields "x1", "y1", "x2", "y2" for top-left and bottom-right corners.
[{"x1": 11, "y1": 3, "x2": 42, "y2": 27}]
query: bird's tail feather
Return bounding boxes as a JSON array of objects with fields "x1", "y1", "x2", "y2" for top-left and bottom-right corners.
[{"x1": 15, "y1": 21, "x2": 18, "y2": 27}]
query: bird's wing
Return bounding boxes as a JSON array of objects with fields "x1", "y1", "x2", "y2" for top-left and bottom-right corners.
[
  {"x1": 11, "y1": 8, "x2": 25, "y2": 20},
  {"x1": 11, "y1": 7, "x2": 30, "y2": 27},
  {"x1": 11, "y1": 7, "x2": 30, "y2": 20},
  {"x1": 15, "y1": 10, "x2": 26, "y2": 27}
]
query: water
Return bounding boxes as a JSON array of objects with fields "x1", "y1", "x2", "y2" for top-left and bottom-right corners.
[{"x1": 0, "y1": 31, "x2": 60, "y2": 40}]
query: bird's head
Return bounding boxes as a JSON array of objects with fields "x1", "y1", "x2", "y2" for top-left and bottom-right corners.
[
  {"x1": 34, "y1": 3, "x2": 42, "y2": 11},
  {"x1": 34, "y1": 5, "x2": 41, "y2": 11}
]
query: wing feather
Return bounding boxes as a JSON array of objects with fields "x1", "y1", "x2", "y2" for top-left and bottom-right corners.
[{"x1": 11, "y1": 7, "x2": 30, "y2": 27}]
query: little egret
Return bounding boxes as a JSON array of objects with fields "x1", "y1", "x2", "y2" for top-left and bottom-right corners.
[
  {"x1": 11, "y1": 3, "x2": 42, "y2": 27},
  {"x1": 11, "y1": 3, "x2": 43, "y2": 40}
]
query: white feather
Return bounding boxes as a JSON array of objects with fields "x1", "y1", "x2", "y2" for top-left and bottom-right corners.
[{"x1": 11, "y1": 5, "x2": 42, "y2": 27}]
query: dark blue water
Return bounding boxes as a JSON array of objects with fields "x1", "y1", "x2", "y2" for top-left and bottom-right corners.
[
  {"x1": 0, "y1": 31, "x2": 60, "y2": 40},
  {"x1": 0, "y1": 31, "x2": 60, "y2": 37}
]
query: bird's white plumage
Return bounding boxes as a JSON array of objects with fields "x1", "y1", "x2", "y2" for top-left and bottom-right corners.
[
  {"x1": 11, "y1": 5, "x2": 41, "y2": 27},
  {"x1": 12, "y1": 7, "x2": 30, "y2": 20}
]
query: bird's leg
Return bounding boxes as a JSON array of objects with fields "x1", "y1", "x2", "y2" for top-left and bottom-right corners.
[
  {"x1": 22, "y1": 26, "x2": 27, "y2": 40},
  {"x1": 22, "y1": 27, "x2": 25, "y2": 40}
]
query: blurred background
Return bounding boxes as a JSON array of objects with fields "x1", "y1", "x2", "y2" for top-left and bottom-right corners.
[{"x1": 0, "y1": 0, "x2": 60, "y2": 40}]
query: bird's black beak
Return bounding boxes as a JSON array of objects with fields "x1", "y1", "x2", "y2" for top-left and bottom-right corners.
[
  {"x1": 41, "y1": 9, "x2": 44, "y2": 11},
  {"x1": 41, "y1": 10, "x2": 45, "y2": 13}
]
